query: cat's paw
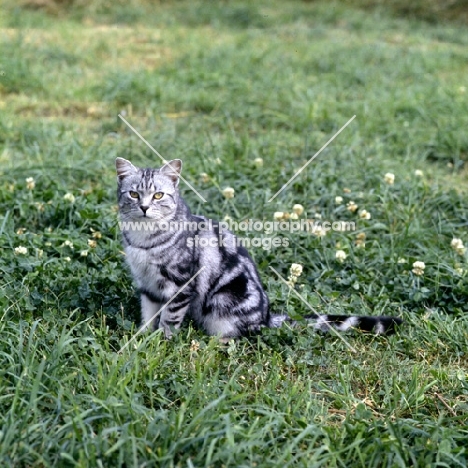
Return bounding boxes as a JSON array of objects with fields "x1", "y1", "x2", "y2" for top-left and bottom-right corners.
[
  {"x1": 158, "y1": 322, "x2": 176, "y2": 339},
  {"x1": 219, "y1": 336, "x2": 235, "y2": 344},
  {"x1": 139, "y1": 321, "x2": 155, "y2": 333}
]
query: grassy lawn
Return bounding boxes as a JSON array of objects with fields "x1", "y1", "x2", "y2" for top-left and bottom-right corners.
[{"x1": 1, "y1": 0, "x2": 468, "y2": 466}]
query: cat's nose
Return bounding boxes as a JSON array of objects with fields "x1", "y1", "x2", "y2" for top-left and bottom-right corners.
[{"x1": 140, "y1": 205, "x2": 149, "y2": 214}]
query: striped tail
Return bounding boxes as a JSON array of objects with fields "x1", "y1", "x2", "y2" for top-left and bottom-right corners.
[{"x1": 269, "y1": 313, "x2": 403, "y2": 335}]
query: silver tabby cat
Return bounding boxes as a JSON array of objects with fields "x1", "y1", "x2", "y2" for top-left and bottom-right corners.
[{"x1": 116, "y1": 158, "x2": 402, "y2": 340}]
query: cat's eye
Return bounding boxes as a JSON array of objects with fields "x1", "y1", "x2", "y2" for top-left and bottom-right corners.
[
  {"x1": 153, "y1": 192, "x2": 164, "y2": 200},
  {"x1": 129, "y1": 191, "x2": 139, "y2": 199}
]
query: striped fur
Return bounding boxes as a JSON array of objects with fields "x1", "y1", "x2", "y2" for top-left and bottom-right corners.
[{"x1": 116, "y1": 158, "x2": 403, "y2": 339}]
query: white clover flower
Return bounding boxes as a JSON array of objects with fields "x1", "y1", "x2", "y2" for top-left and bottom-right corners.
[
  {"x1": 355, "y1": 232, "x2": 366, "y2": 248},
  {"x1": 80, "y1": 250, "x2": 89, "y2": 257},
  {"x1": 63, "y1": 193, "x2": 75, "y2": 203},
  {"x1": 384, "y1": 173, "x2": 395, "y2": 185},
  {"x1": 414, "y1": 170, "x2": 424, "y2": 177},
  {"x1": 311, "y1": 225, "x2": 326, "y2": 237},
  {"x1": 290, "y1": 263, "x2": 303, "y2": 277},
  {"x1": 451, "y1": 238, "x2": 464, "y2": 249},
  {"x1": 64, "y1": 257, "x2": 71, "y2": 262},
  {"x1": 412, "y1": 261, "x2": 425, "y2": 276},
  {"x1": 200, "y1": 173, "x2": 210, "y2": 183},
  {"x1": 335, "y1": 196, "x2": 343, "y2": 205},
  {"x1": 451, "y1": 238, "x2": 466, "y2": 255},
  {"x1": 190, "y1": 340, "x2": 200, "y2": 352},
  {"x1": 397, "y1": 258, "x2": 407, "y2": 264},
  {"x1": 36, "y1": 249, "x2": 44, "y2": 258},
  {"x1": 292, "y1": 204, "x2": 304, "y2": 216},
  {"x1": 91, "y1": 228, "x2": 102, "y2": 239},
  {"x1": 25, "y1": 177, "x2": 35, "y2": 190},
  {"x1": 456, "y1": 267, "x2": 464, "y2": 275},
  {"x1": 222, "y1": 187, "x2": 235, "y2": 199},
  {"x1": 287, "y1": 263, "x2": 303, "y2": 287},
  {"x1": 62, "y1": 240, "x2": 74, "y2": 249},
  {"x1": 346, "y1": 201, "x2": 358, "y2": 213},
  {"x1": 314, "y1": 213, "x2": 322, "y2": 220},
  {"x1": 359, "y1": 209, "x2": 371, "y2": 220},
  {"x1": 253, "y1": 158, "x2": 263, "y2": 168},
  {"x1": 273, "y1": 212, "x2": 284, "y2": 221},
  {"x1": 335, "y1": 250, "x2": 347, "y2": 263},
  {"x1": 88, "y1": 239, "x2": 97, "y2": 248},
  {"x1": 289, "y1": 212, "x2": 299, "y2": 220},
  {"x1": 14, "y1": 246, "x2": 28, "y2": 255}
]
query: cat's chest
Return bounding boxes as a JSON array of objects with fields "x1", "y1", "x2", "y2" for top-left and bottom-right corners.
[{"x1": 125, "y1": 245, "x2": 164, "y2": 288}]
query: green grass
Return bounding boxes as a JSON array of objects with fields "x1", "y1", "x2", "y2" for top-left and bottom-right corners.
[{"x1": 1, "y1": 0, "x2": 468, "y2": 466}]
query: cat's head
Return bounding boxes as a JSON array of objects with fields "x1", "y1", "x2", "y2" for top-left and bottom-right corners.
[{"x1": 115, "y1": 158, "x2": 182, "y2": 221}]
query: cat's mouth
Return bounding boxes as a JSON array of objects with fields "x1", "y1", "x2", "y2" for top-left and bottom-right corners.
[
  {"x1": 138, "y1": 212, "x2": 163, "y2": 221},
  {"x1": 121, "y1": 210, "x2": 166, "y2": 221}
]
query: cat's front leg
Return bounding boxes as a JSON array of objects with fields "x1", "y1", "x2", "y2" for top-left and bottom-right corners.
[
  {"x1": 158, "y1": 304, "x2": 190, "y2": 339},
  {"x1": 140, "y1": 293, "x2": 161, "y2": 331}
]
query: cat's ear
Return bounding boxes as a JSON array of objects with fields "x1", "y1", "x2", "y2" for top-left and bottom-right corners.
[
  {"x1": 160, "y1": 159, "x2": 182, "y2": 186},
  {"x1": 116, "y1": 158, "x2": 138, "y2": 179}
]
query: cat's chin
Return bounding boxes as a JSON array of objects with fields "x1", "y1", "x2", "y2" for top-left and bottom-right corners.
[
  {"x1": 124, "y1": 212, "x2": 154, "y2": 220},
  {"x1": 144, "y1": 214, "x2": 166, "y2": 221}
]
